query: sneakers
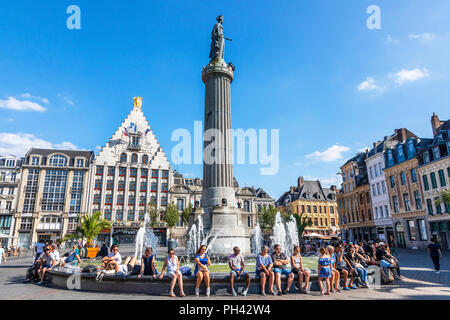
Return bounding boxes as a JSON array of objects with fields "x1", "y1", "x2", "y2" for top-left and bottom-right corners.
[
  {"x1": 260, "y1": 292, "x2": 266, "y2": 296},
  {"x1": 282, "y1": 289, "x2": 290, "y2": 294},
  {"x1": 206, "y1": 288, "x2": 210, "y2": 297},
  {"x1": 195, "y1": 288, "x2": 199, "y2": 297},
  {"x1": 436, "y1": 271, "x2": 441, "y2": 275},
  {"x1": 232, "y1": 289, "x2": 237, "y2": 297},
  {"x1": 242, "y1": 289, "x2": 248, "y2": 296}
]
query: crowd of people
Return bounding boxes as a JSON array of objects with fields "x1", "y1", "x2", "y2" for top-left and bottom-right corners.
[{"x1": 23, "y1": 235, "x2": 447, "y2": 297}]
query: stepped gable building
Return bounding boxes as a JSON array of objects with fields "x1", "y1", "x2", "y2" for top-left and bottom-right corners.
[
  {"x1": 86, "y1": 97, "x2": 173, "y2": 246},
  {"x1": 277, "y1": 177, "x2": 339, "y2": 238},
  {"x1": 383, "y1": 129, "x2": 432, "y2": 249},
  {"x1": 13, "y1": 149, "x2": 94, "y2": 248},
  {"x1": 0, "y1": 155, "x2": 23, "y2": 247},
  {"x1": 417, "y1": 113, "x2": 450, "y2": 250}
]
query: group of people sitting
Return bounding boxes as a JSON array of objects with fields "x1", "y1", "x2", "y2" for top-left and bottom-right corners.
[{"x1": 28, "y1": 237, "x2": 404, "y2": 297}]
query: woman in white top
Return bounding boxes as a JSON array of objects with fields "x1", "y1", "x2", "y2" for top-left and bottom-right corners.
[
  {"x1": 290, "y1": 246, "x2": 310, "y2": 294},
  {"x1": 159, "y1": 249, "x2": 186, "y2": 297}
]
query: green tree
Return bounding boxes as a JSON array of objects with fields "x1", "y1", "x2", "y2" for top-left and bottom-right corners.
[
  {"x1": 163, "y1": 203, "x2": 180, "y2": 240},
  {"x1": 257, "y1": 205, "x2": 277, "y2": 233},
  {"x1": 62, "y1": 212, "x2": 111, "y2": 247},
  {"x1": 435, "y1": 189, "x2": 450, "y2": 210},
  {"x1": 181, "y1": 203, "x2": 193, "y2": 226},
  {"x1": 293, "y1": 212, "x2": 312, "y2": 243},
  {"x1": 146, "y1": 202, "x2": 159, "y2": 228}
]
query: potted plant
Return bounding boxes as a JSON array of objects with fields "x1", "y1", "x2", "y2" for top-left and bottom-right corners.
[{"x1": 63, "y1": 211, "x2": 111, "y2": 258}]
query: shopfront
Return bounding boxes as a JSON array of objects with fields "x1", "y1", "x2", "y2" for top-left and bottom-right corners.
[
  {"x1": 111, "y1": 222, "x2": 143, "y2": 245},
  {"x1": 37, "y1": 215, "x2": 63, "y2": 244},
  {"x1": 430, "y1": 221, "x2": 450, "y2": 250}
]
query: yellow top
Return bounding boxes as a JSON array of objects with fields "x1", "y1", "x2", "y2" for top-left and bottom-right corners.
[{"x1": 133, "y1": 96, "x2": 143, "y2": 109}]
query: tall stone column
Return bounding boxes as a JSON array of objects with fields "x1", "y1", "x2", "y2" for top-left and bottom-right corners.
[{"x1": 200, "y1": 59, "x2": 251, "y2": 255}]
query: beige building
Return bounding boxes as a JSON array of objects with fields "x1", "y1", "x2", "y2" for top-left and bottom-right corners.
[{"x1": 13, "y1": 149, "x2": 94, "y2": 248}]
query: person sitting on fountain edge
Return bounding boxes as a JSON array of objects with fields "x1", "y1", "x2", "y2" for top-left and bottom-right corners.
[
  {"x1": 256, "y1": 245, "x2": 275, "y2": 296},
  {"x1": 138, "y1": 247, "x2": 158, "y2": 279},
  {"x1": 271, "y1": 244, "x2": 294, "y2": 295},
  {"x1": 291, "y1": 245, "x2": 310, "y2": 294},
  {"x1": 159, "y1": 248, "x2": 186, "y2": 297},
  {"x1": 194, "y1": 245, "x2": 211, "y2": 297},
  {"x1": 229, "y1": 246, "x2": 251, "y2": 296},
  {"x1": 101, "y1": 245, "x2": 122, "y2": 271}
]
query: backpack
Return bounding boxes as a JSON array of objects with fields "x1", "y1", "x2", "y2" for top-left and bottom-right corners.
[
  {"x1": 82, "y1": 265, "x2": 97, "y2": 273},
  {"x1": 179, "y1": 266, "x2": 192, "y2": 276}
]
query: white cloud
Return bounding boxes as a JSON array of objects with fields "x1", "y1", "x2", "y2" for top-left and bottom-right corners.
[
  {"x1": 391, "y1": 68, "x2": 430, "y2": 85},
  {"x1": 357, "y1": 77, "x2": 383, "y2": 92},
  {"x1": 0, "y1": 133, "x2": 78, "y2": 157},
  {"x1": 306, "y1": 145, "x2": 351, "y2": 163},
  {"x1": 408, "y1": 33, "x2": 436, "y2": 42},
  {"x1": 58, "y1": 94, "x2": 74, "y2": 106},
  {"x1": 0, "y1": 97, "x2": 46, "y2": 112},
  {"x1": 357, "y1": 147, "x2": 370, "y2": 153},
  {"x1": 386, "y1": 34, "x2": 399, "y2": 44},
  {"x1": 303, "y1": 175, "x2": 340, "y2": 187},
  {"x1": 20, "y1": 93, "x2": 50, "y2": 104}
]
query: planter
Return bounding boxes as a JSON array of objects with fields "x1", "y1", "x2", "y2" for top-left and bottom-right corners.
[{"x1": 86, "y1": 247, "x2": 99, "y2": 258}]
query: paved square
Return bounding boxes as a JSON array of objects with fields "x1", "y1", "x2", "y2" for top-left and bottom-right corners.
[{"x1": 0, "y1": 249, "x2": 448, "y2": 300}]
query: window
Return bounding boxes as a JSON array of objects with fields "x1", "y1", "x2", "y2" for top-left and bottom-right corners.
[
  {"x1": 381, "y1": 181, "x2": 386, "y2": 194},
  {"x1": 313, "y1": 206, "x2": 317, "y2": 213},
  {"x1": 411, "y1": 169, "x2": 417, "y2": 183},
  {"x1": 307, "y1": 206, "x2": 311, "y2": 213},
  {"x1": 392, "y1": 196, "x2": 399, "y2": 213},
  {"x1": 152, "y1": 170, "x2": 159, "y2": 179},
  {"x1": 20, "y1": 217, "x2": 33, "y2": 230},
  {"x1": 370, "y1": 167, "x2": 374, "y2": 179},
  {"x1": 151, "y1": 182, "x2": 158, "y2": 193},
  {"x1": 128, "y1": 195, "x2": 136, "y2": 206},
  {"x1": 330, "y1": 206, "x2": 334, "y2": 214},
  {"x1": 104, "y1": 209, "x2": 112, "y2": 221},
  {"x1": 426, "y1": 199, "x2": 433, "y2": 215},
  {"x1": 119, "y1": 167, "x2": 126, "y2": 176},
  {"x1": 376, "y1": 183, "x2": 381, "y2": 196},
  {"x1": 418, "y1": 219, "x2": 428, "y2": 241},
  {"x1": 0, "y1": 215, "x2": 12, "y2": 228},
  {"x1": 140, "y1": 181, "x2": 147, "y2": 192},
  {"x1": 117, "y1": 195, "x2": 124, "y2": 205},
  {"x1": 433, "y1": 147, "x2": 440, "y2": 160},
  {"x1": 414, "y1": 191, "x2": 422, "y2": 210},
  {"x1": 139, "y1": 210, "x2": 145, "y2": 221},
  {"x1": 93, "y1": 194, "x2": 101, "y2": 204},
  {"x1": 375, "y1": 207, "x2": 379, "y2": 219},
  {"x1": 161, "y1": 196, "x2": 168, "y2": 206},
  {"x1": 390, "y1": 176, "x2": 396, "y2": 189},
  {"x1": 435, "y1": 197, "x2": 442, "y2": 214},
  {"x1": 95, "y1": 179, "x2": 102, "y2": 190},
  {"x1": 177, "y1": 199, "x2": 184, "y2": 211},
  {"x1": 38, "y1": 215, "x2": 62, "y2": 231},
  {"x1": 331, "y1": 218, "x2": 335, "y2": 226},
  {"x1": 384, "y1": 205, "x2": 389, "y2": 217},
  {"x1": 142, "y1": 155, "x2": 148, "y2": 164},
  {"x1": 41, "y1": 170, "x2": 68, "y2": 211},
  {"x1": 319, "y1": 206, "x2": 322, "y2": 214},
  {"x1": 128, "y1": 210, "x2": 135, "y2": 221},
  {"x1": 407, "y1": 220, "x2": 417, "y2": 241},
  {"x1": 162, "y1": 170, "x2": 169, "y2": 179},
  {"x1": 430, "y1": 172, "x2": 438, "y2": 189},
  {"x1": 116, "y1": 210, "x2": 123, "y2": 221},
  {"x1": 120, "y1": 153, "x2": 127, "y2": 163},
  {"x1": 130, "y1": 168, "x2": 137, "y2": 177},
  {"x1": 69, "y1": 171, "x2": 84, "y2": 214},
  {"x1": 131, "y1": 153, "x2": 138, "y2": 163},
  {"x1": 49, "y1": 155, "x2": 68, "y2": 167},
  {"x1": 161, "y1": 183, "x2": 168, "y2": 193},
  {"x1": 324, "y1": 206, "x2": 327, "y2": 214},
  {"x1": 31, "y1": 157, "x2": 40, "y2": 165},
  {"x1": 372, "y1": 184, "x2": 376, "y2": 197},
  {"x1": 408, "y1": 140, "x2": 415, "y2": 155},
  {"x1": 397, "y1": 146, "x2": 405, "y2": 160},
  {"x1": 139, "y1": 196, "x2": 147, "y2": 206},
  {"x1": 314, "y1": 218, "x2": 318, "y2": 226},
  {"x1": 423, "y1": 151, "x2": 430, "y2": 164},
  {"x1": 387, "y1": 150, "x2": 394, "y2": 165},
  {"x1": 141, "y1": 168, "x2": 148, "y2": 178},
  {"x1": 108, "y1": 167, "x2": 115, "y2": 176},
  {"x1": 106, "y1": 180, "x2": 114, "y2": 190},
  {"x1": 438, "y1": 170, "x2": 446, "y2": 187},
  {"x1": 76, "y1": 159, "x2": 84, "y2": 168},
  {"x1": 400, "y1": 172, "x2": 407, "y2": 186},
  {"x1": 105, "y1": 194, "x2": 113, "y2": 205},
  {"x1": 67, "y1": 218, "x2": 79, "y2": 231},
  {"x1": 403, "y1": 194, "x2": 411, "y2": 212},
  {"x1": 423, "y1": 175, "x2": 429, "y2": 191},
  {"x1": 96, "y1": 166, "x2": 104, "y2": 175},
  {"x1": 118, "y1": 180, "x2": 125, "y2": 191}
]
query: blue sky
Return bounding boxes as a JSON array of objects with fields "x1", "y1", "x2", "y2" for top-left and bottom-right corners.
[{"x1": 1, "y1": 0, "x2": 449, "y2": 200}]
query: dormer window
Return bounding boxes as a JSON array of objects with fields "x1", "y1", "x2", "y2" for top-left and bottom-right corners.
[
  {"x1": 423, "y1": 151, "x2": 430, "y2": 164},
  {"x1": 49, "y1": 155, "x2": 67, "y2": 167},
  {"x1": 76, "y1": 159, "x2": 84, "y2": 168},
  {"x1": 408, "y1": 140, "x2": 415, "y2": 155},
  {"x1": 397, "y1": 146, "x2": 404, "y2": 159},
  {"x1": 31, "y1": 157, "x2": 40, "y2": 166},
  {"x1": 433, "y1": 147, "x2": 440, "y2": 160}
]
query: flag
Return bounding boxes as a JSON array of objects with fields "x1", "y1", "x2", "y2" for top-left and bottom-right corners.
[
  {"x1": 145, "y1": 129, "x2": 150, "y2": 136},
  {"x1": 130, "y1": 122, "x2": 137, "y2": 133},
  {"x1": 123, "y1": 128, "x2": 129, "y2": 136}
]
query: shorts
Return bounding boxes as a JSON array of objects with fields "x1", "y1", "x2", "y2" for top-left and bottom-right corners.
[
  {"x1": 274, "y1": 268, "x2": 291, "y2": 276},
  {"x1": 117, "y1": 264, "x2": 128, "y2": 275},
  {"x1": 230, "y1": 269, "x2": 248, "y2": 278},
  {"x1": 43, "y1": 264, "x2": 54, "y2": 270}
]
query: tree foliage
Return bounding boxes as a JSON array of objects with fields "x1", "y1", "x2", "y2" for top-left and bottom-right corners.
[
  {"x1": 163, "y1": 203, "x2": 180, "y2": 239},
  {"x1": 435, "y1": 189, "x2": 450, "y2": 208},
  {"x1": 62, "y1": 211, "x2": 111, "y2": 247},
  {"x1": 257, "y1": 205, "x2": 277, "y2": 233},
  {"x1": 146, "y1": 202, "x2": 159, "y2": 228},
  {"x1": 181, "y1": 203, "x2": 193, "y2": 226}
]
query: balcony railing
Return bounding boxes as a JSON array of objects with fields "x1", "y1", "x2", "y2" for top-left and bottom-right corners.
[
  {"x1": 0, "y1": 209, "x2": 15, "y2": 214},
  {"x1": 128, "y1": 143, "x2": 142, "y2": 150}
]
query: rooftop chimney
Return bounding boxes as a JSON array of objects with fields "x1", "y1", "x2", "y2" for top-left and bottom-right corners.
[
  {"x1": 297, "y1": 176, "x2": 305, "y2": 189},
  {"x1": 431, "y1": 112, "x2": 443, "y2": 137}
]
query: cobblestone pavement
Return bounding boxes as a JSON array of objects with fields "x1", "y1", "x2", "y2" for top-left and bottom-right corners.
[{"x1": 0, "y1": 249, "x2": 448, "y2": 300}]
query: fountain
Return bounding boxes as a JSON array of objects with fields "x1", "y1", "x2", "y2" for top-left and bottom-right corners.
[
  {"x1": 269, "y1": 212, "x2": 299, "y2": 258},
  {"x1": 251, "y1": 224, "x2": 263, "y2": 254},
  {"x1": 134, "y1": 212, "x2": 159, "y2": 259},
  {"x1": 186, "y1": 215, "x2": 220, "y2": 258}
]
